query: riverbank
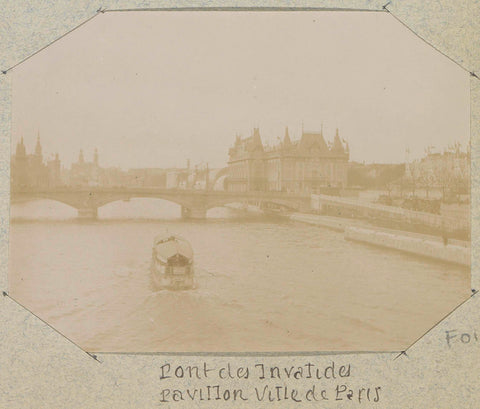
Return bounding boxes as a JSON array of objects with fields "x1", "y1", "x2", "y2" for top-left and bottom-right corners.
[
  {"x1": 290, "y1": 213, "x2": 470, "y2": 267},
  {"x1": 311, "y1": 193, "x2": 470, "y2": 240}
]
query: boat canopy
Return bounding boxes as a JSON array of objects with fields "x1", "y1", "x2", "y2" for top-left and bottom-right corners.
[{"x1": 153, "y1": 235, "x2": 193, "y2": 263}]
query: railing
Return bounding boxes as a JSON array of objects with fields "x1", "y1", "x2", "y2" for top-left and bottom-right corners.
[{"x1": 312, "y1": 194, "x2": 469, "y2": 232}]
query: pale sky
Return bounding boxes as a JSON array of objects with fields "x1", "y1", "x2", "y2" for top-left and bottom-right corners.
[{"x1": 11, "y1": 11, "x2": 470, "y2": 169}]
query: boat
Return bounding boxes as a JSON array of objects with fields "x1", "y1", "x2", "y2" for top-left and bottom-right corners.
[{"x1": 150, "y1": 234, "x2": 194, "y2": 290}]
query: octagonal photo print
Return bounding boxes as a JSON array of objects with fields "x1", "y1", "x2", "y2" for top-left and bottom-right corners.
[{"x1": 9, "y1": 10, "x2": 471, "y2": 353}]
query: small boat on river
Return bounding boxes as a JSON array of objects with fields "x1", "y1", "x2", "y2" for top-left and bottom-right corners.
[{"x1": 150, "y1": 234, "x2": 194, "y2": 290}]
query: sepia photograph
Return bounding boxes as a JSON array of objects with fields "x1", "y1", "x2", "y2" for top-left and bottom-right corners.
[{"x1": 8, "y1": 10, "x2": 471, "y2": 353}]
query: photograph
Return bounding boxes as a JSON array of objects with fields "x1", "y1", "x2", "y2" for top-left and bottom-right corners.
[{"x1": 8, "y1": 10, "x2": 471, "y2": 353}]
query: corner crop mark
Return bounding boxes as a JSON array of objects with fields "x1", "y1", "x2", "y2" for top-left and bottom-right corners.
[
  {"x1": 2, "y1": 291, "x2": 102, "y2": 363},
  {"x1": 0, "y1": 11, "x2": 103, "y2": 74},
  {"x1": 383, "y1": 3, "x2": 478, "y2": 79},
  {"x1": 392, "y1": 291, "x2": 476, "y2": 360}
]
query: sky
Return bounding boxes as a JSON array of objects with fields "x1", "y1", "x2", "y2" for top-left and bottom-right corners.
[{"x1": 11, "y1": 10, "x2": 470, "y2": 169}]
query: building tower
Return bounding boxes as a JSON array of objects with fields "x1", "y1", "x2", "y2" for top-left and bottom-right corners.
[
  {"x1": 33, "y1": 134, "x2": 43, "y2": 168},
  {"x1": 16, "y1": 137, "x2": 26, "y2": 157},
  {"x1": 47, "y1": 153, "x2": 62, "y2": 187},
  {"x1": 332, "y1": 128, "x2": 344, "y2": 153},
  {"x1": 32, "y1": 133, "x2": 46, "y2": 187},
  {"x1": 93, "y1": 148, "x2": 99, "y2": 167},
  {"x1": 34, "y1": 133, "x2": 42, "y2": 157},
  {"x1": 283, "y1": 126, "x2": 292, "y2": 148},
  {"x1": 13, "y1": 137, "x2": 28, "y2": 188}
]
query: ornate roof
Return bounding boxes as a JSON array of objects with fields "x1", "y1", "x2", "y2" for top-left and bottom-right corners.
[{"x1": 229, "y1": 126, "x2": 349, "y2": 162}]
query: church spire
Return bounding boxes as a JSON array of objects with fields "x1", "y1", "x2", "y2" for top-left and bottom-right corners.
[
  {"x1": 283, "y1": 126, "x2": 292, "y2": 148},
  {"x1": 318, "y1": 122, "x2": 325, "y2": 143},
  {"x1": 79, "y1": 149, "x2": 84, "y2": 163},
  {"x1": 35, "y1": 132, "x2": 42, "y2": 156},
  {"x1": 94, "y1": 148, "x2": 99, "y2": 166},
  {"x1": 16, "y1": 137, "x2": 26, "y2": 157},
  {"x1": 332, "y1": 127, "x2": 345, "y2": 153},
  {"x1": 253, "y1": 127, "x2": 262, "y2": 145}
]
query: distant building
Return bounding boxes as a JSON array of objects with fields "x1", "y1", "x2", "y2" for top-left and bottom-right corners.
[
  {"x1": 11, "y1": 135, "x2": 59, "y2": 189},
  {"x1": 227, "y1": 127, "x2": 349, "y2": 194},
  {"x1": 348, "y1": 163, "x2": 405, "y2": 189},
  {"x1": 46, "y1": 153, "x2": 62, "y2": 187},
  {"x1": 125, "y1": 168, "x2": 168, "y2": 187},
  {"x1": 166, "y1": 169, "x2": 189, "y2": 189},
  {"x1": 403, "y1": 145, "x2": 470, "y2": 198},
  {"x1": 99, "y1": 167, "x2": 127, "y2": 187},
  {"x1": 70, "y1": 148, "x2": 101, "y2": 186}
]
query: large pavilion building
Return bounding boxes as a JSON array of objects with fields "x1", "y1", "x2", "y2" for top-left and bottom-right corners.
[{"x1": 227, "y1": 127, "x2": 349, "y2": 194}]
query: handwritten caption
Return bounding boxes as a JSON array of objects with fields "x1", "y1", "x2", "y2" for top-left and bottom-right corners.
[
  {"x1": 445, "y1": 329, "x2": 478, "y2": 347},
  {"x1": 158, "y1": 361, "x2": 382, "y2": 404}
]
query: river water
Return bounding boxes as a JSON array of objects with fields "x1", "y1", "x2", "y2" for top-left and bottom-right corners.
[{"x1": 9, "y1": 199, "x2": 470, "y2": 352}]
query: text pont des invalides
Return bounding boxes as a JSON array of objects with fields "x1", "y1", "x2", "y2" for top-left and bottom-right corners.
[{"x1": 158, "y1": 361, "x2": 382, "y2": 404}]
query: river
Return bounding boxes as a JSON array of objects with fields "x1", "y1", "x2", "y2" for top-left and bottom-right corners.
[{"x1": 9, "y1": 199, "x2": 470, "y2": 352}]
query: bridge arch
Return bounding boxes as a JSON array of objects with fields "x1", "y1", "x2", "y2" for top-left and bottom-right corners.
[
  {"x1": 10, "y1": 196, "x2": 80, "y2": 219},
  {"x1": 10, "y1": 193, "x2": 84, "y2": 210},
  {"x1": 210, "y1": 167, "x2": 229, "y2": 191},
  {"x1": 93, "y1": 194, "x2": 193, "y2": 210},
  {"x1": 10, "y1": 191, "x2": 198, "y2": 219},
  {"x1": 96, "y1": 197, "x2": 186, "y2": 219}
]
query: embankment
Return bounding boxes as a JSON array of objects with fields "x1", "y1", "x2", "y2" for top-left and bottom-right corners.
[
  {"x1": 344, "y1": 226, "x2": 470, "y2": 267},
  {"x1": 290, "y1": 213, "x2": 470, "y2": 267}
]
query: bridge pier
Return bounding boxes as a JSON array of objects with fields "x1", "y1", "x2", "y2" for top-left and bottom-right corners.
[
  {"x1": 181, "y1": 206, "x2": 207, "y2": 220},
  {"x1": 77, "y1": 207, "x2": 98, "y2": 219}
]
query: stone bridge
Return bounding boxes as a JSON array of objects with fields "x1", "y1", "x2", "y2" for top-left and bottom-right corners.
[{"x1": 10, "y1": 187, "x2": 311, "y2": 219}]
